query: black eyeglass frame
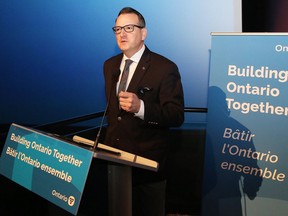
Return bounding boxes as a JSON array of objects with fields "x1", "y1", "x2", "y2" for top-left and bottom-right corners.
[{"x1": 112, "y1": 24, "x2": 144, "y2": 34}]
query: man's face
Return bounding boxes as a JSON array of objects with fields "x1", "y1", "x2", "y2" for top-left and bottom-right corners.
[{"x1": 115, "y1": 13, "x2": 147, "y2": 58}]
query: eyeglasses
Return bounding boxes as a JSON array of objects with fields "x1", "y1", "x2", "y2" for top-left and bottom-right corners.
[{"x1": 112, "y1": 24, "x2": 144, "y2": 34}]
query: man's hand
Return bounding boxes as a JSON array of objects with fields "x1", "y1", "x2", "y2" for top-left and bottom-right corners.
[{"x1": 119, "y1": 91, "x2": 141, "y2": 113}]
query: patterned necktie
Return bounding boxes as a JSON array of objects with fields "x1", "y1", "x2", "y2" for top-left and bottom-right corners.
[{"x1": 118, "y1": 59, "x2": 133, "y2": 94}]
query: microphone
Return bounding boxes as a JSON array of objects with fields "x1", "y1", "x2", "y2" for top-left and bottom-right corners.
[{"x1": 93, "y1": 69, "x2": 120, "y2": 149}]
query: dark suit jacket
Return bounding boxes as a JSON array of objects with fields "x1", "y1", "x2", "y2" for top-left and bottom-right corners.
[{"x1": 103, "y1": 47, "x2": 184, "y2": 178}]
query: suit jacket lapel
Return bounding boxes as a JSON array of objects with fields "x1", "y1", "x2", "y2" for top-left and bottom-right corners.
[
  {"x1": 127, "y1": 48, "x2": 151, "y2": 93},
  {"x1": 107, "y1": 54, "x2": 122, "y2": 105}
]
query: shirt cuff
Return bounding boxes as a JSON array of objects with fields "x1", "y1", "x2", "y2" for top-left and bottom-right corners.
[{"x1": 134, "y1": 99, "x2": 145, "y2": 120}]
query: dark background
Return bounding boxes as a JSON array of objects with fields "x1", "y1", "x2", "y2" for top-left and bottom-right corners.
[{"x1": 242, "y1": 0, "x2": 288, "y2": 32}]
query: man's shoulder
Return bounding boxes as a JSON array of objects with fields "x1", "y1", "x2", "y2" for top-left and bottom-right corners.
[
  {"x1": 105, "y1": 53, "x2": 123, "y2": 64},
  {"x1": 147, "y1": 50, "x2": 177, "y2": 68},
  {"x1": 144, "y1": 49, "x2": 175, "y2": 64}
]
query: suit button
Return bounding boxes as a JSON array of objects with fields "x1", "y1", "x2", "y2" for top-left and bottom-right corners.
[{"x1": 117, "y1": 116, "x2": 122, "y2": 121}]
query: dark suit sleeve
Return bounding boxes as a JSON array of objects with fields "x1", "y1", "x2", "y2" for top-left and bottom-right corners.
[{"x1": 143, "y1": 62, "x2": 184, "y2": 127}]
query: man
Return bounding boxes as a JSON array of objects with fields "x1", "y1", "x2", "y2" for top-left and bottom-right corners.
[{"x1": 103, "y1": 7, "x2": 184, "y2": 216}]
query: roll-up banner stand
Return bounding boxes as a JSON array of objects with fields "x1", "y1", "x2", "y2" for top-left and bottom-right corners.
[{"x1": 202, "y1": 33, "x2": 288, "y2": 216}]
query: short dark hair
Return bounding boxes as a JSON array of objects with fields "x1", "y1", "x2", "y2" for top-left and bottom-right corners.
[{"x1": 117, "y1": 7, "x2": 146, "y2": 27}]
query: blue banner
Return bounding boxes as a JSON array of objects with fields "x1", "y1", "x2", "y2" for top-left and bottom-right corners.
[
  {"x1": 202, "y1": 33, "x2": 288, "y2": 216},
  {"x1": 0, "y1": 124, "x2": 93, "y2": 215}
]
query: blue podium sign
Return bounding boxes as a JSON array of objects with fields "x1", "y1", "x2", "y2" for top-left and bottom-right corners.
[
  {"x1": 0, "y1": 123, "x2": 93, "y2": 215},
  {"x1": 202, "y1": 33, "x2": 288, "y2": 216}
]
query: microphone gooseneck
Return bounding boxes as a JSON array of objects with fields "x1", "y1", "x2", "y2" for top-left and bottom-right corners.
[{"x1": 93, "y1": 69, "x2": 120, "y2": 149}]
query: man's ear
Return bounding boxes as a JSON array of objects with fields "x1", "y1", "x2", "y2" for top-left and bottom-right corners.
[{"x1": 141, "y1": 28, "x2": 147, "y2": 40}]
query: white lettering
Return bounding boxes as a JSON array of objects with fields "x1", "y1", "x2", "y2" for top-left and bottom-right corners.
[{"x1": 275, "y1": 44, "x2": 288, "y2": 52}]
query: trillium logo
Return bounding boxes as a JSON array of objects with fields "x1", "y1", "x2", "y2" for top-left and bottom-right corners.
[{"x1": 68, "y1": 196, "x2": 76, "y2": 206}]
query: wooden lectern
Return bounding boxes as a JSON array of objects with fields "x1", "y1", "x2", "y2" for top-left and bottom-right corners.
[{"x1": 73, "y1": 136, "x2": 159, "y2": 216}]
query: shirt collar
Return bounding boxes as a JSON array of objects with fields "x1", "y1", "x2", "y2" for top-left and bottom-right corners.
[{"x1": 123, "y1": 45, "x2": 146, "y2": 63}]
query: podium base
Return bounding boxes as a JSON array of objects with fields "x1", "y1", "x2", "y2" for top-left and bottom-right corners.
[{"x1": 108, "y1": 164, "x2": 132, "y2": 216}]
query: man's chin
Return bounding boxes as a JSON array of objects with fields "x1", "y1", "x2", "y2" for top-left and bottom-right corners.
[{"x1": 119, "y1": 45, "x2": 128, "y2": 51}]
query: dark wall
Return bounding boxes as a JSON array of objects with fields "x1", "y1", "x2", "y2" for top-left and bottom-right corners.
[
  {"x1": 242, "y1": 0, "x2": 269, "y2": 32},
  {"x1": 243, "y1": 0, "x2": 288, "y2": 32}
]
